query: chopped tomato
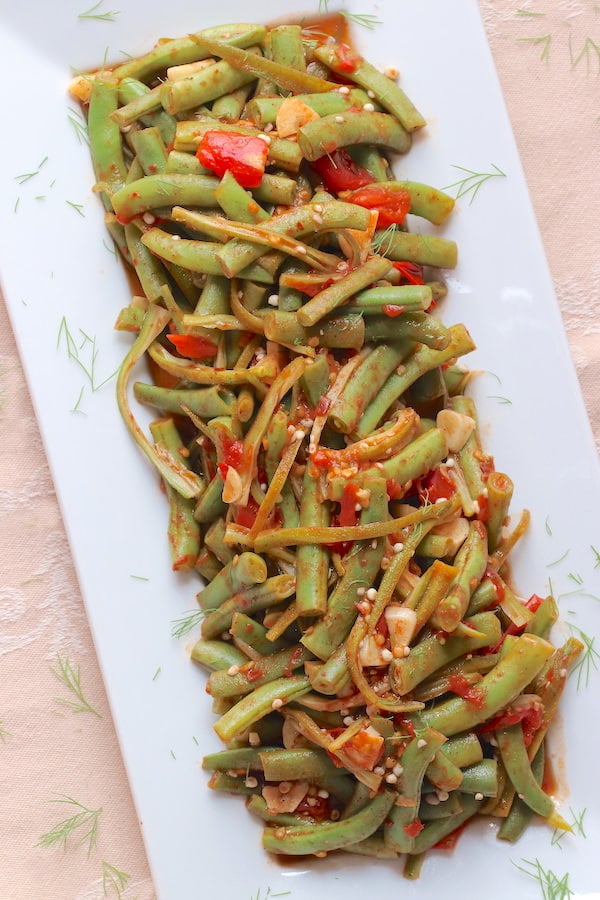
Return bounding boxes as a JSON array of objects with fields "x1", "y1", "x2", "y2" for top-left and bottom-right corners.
[
  {"x1": 217, "y1": 437, "x2": 244, "y2": 480},
  {"x1": 235, "y1": 496, "x2": 259, "y2": 529},
  {"x1": 283, "y1": 646, "x2": 305, "y2": 678},
  {"x1": 311, "y1": 148, "x2": 375, "y2": 193},
  {"x1": 417, "y1": 467, "x2": 455, "y2": 504},
  {"x1": 344, "y1": 184, "x2": 412, "y2": 228},
  {"x1": 245, "y1": 665, "x2": 265, "y2": 683},
  {"x1": 479, "y1": 695, "x2": 545, "y2": 746},
  {"x1": 326, "y1": 482, "x2": 360, "y2": 556},
  {"x1": 315, "y1": 396, "x2": 331, "y2": 417},
  {"x1": 386, "y1": 479, "x2": 404, "y2": 500},
  {"x1": 337, "y1": 728, "x2": 384, "y2": 771},
  {"x1": 391, "y1": 261, "x2": 426, "y2": 285},
  {"x1": 488, "y1": 593, "x2": 546, "y2": 653},
  {"x1": 334, "y1": 42, "x2": 362, "y2": 72},
  {"x1": 166, "y1": 333, "x2": 218, "y2": 360},
  {"x1": 393, "y1": 716, "x2": 416, "y2": 738},
  {"x1": 197, "y1": 131, "x2": 268, "y2": 188},
  {"x1": 295, "y1": 795, "x2": 330, "y2": 821},
  {"x1": 477, "y1": 492, "x2": 490, "y2": 523},
  {"x1": 447, "y1": 675, "x2": 485, "y2": 709},
  {"x1": 383, "y1": 304, "x2": 405, "y2": 318},
  {"x1": 403, "y1": 819, "x2": 425, "y2": 838}
]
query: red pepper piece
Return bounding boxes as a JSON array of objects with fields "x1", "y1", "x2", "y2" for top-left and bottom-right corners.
[
  {"x1": 447, "y1": 675, "x2": 485, "y2": 709},
  {"x1": 235, "y1": 496, "x2": 259, "y2": 529},
  {"x1": 345, "y1": 184, "x2": 412, "y2": 228},
  {"x1": 217, "y1": 437, "x2": 244, "y2": 480},
  {"x1": 403, "y1": 819, "x2": 425, "y2": 838},
  {"x1": 166, "y1": 333, "x2": 218, "y2": 360},
  {"x1": 326, "y1": 482, "x2": 360, "y2": 556},
  {"x1": 335, "y1": 43, "x2": 362, "y2": 72},
  {"x1": 197, "y1": 131, "x2": 268, "y2": 188},
  {"x1": 312, "y1": 148, "x2": 375, "y2": 193},
  {"x1": 416, "y1": 467, "x2": 455, "y2": 504},
  {"x1": 391, "y1": 261, "x2": 426, "y2": 285},
  {"x1": 383, "y1": 304, "x2": 405, "y2": 318}
]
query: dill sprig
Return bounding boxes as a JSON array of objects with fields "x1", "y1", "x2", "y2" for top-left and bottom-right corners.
[
  {"x1": 487, "y1": 395, "x2": 512, "y2": 405},
  {"x1": 340, "y1": 11, "x2": 382, "y2": 30},
  {"x1": 78, "y1": 1, "x2": 120, "y2": 22},
  {"x1": 51, "y1": 653, "x2": 102, "y2": 717},
  {"x1": 68, "y1": 107, "x2": 90, "y2": 146},
  {"x1": 551, "y1": 806, "x2": 587, "y2": 849},
  {"x1": 57, "y1": 316, "x2": 119, "y2": 411},
  {"x1": 546, "y1": 549, "x2": 570, "y2": 568},
  {"x1": 591, "y1": 545, "x2": 600, "y2": 568},
  {"x1": 518, "y1": 34, "x2": 552, "y2": 63},
  {"x1": 251, "y1": 889, "x2": 291, "y2": 900},
  {"x1": 570, "y1": 36, "x2": 600, "y2": 73},
  {"x1": 171, "y1": 608, "x2": 216, "y2": 639},
  {"x1": 567, "y1": 623, "x2": 599, "y2": 690},
  {"x1": 37, "y1": 796, "x2": 102, "y2": 855},
  {"x1": 444, "y1": 163, "x2": 506, "y2": 204},
  {"x1": 372, "y1": 223, "x2": 398, "y2": 255},
  {"x1": 513, "y1": 858, "x2": 574, "y2": 900},
  {"x1": 545, "y1": 516, "x2": 552, "y2": 536},
  {"x1": 101, "y1": 861, "x2": 131, "y2": 897},
  {"x1": 516, "y1": 8, "x2": 545, "y2": 16},
  {"x1": 66, "y1": 200, "x2": 85, "y2": 216},
  {"x1": 0, "y1": 721, "x2": 11, "y2": 743},
  {"x1": 15, "y1": 156, "x2": 48, "y2": 185},
  {"x1": 152, "y1": 666, "x2": 161, "y2": 681}
]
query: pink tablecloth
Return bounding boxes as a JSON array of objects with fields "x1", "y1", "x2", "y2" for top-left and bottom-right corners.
[{"x1": 1, "y1": 3, "x2": 598, "y2": 897}]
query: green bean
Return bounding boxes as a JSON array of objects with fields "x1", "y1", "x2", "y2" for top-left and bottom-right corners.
[
  {"x1": 88, "y1": 78, "x2": 127, "y2": 207},
  {"x1": 117, "y1": 78, "x2": 177, "y2": 144},
  {"x1": 419, "y1": 791, "x2": 464, "y2": 821},
  {"x1": 357, "y1": 324, "x2": 475, "y2": 436},
  {"x1": 426, "y1": 750, "x2": 464, "y2": 792},
  {"x1": 300, "y1": 352, "x2": 330, "y2": 407},
  {"x1": 348, "y1": 145, "x2": 389, "y2": 182},
  {"x1": 191, "y1": 639, "x2": 248, "y2": 671},
  {"x1": 418, "y1": 634, "x2": 555, "y2": 736},
  {"x1": 112, "y1": 174, "x2": 220, "y2": 220},
  {"x1": 378, "y1": 229, "x2": 458, "y2": 269},
  {"x1": 215, "y1": 170, "x2": 269, "y2": 224},
  {"x1": 254, "y1": 174, "x2": 298, "y2": 207},
  {"x1": 111, "y1": 84, "x2": 163, "y2": 129},
  {"x1": 246, "y1": 796, "x2": 315, "y2": 827},
  {"x1": 112, "y1": 24, "x2": 267, "y2": 83},
  {"x1": 307, "y1": 644, "x2": 350, "y2": 696},
  {"x1": 403, "y1": 852, "x2": 426, "y2": 879},
  {"x1": 229, "y1": 612, "x2": 288, "y2": 657},
  {"x1": 263, "y1": 311, "x2": 365, "y2": 351},
  {"x1": 263, "y1": 791, "x2": 395, "y2": 855},
  {"x1": 363, "y1": 312, "x2": 451, "y2": 350},
  {"x1": 430, "y1": 521, "x2": 488, "y2": 632},
  {"x1": 194, "y1": 473, "x2": 227, "y2": 525},
  {"x1": 161, "y1": 53, "x2": 259, "y2": 115},
  {"x1": 390, "y1": 612, "x2": 500, "y2": 695},
  {"x1": 196, "y1": 549, "x2": 223, "y2": 582},
  {"x1": 201, "y1": 575, "x2": 296, "y2": 640},
  {"x1": 165, "y1": 151, "x2": 208, "y2": 176},
  {"x1": 449, "y1": 395, "x2": 490, "y2": 502},
  {"x1": 217, "y1": 200, "x2": 372, "y2": 278},
  {"x1": 214, "y1": 675, "x2": 311, "y2": 742},
  {"x1": 134, "y1": 383, "x2": 235, "y2": 418},
  {"x1": 442, "y1": 733, "x2": 483, "y2": 769},
  {"x1": 458, "y1": 759, "x2": 498, "y2": 797},
  {"x1": 314, "y1": 44, "x2": 425, "y2": 132},
  {"x1": 211, "y1": 84, "x2": 253, "y2": 121},
  {"x1": 410, "y1": 795, "x2": 480, "y2": 854},
  {"x1": 486, "y1": 471, "x2": 513, "y2": 553},
  {"x1": 329, "y1": 343, "x2": 407, "y2": 434},
  {"x1": 197, "y1": 552, "x2": 267, "y2": 610},
  {"x1": 204, "y1": 518, "x2": 235, "y2": 567},
  {"x1": 526, "y1": 595, "x2": 558, "y2": 639},
  {"x1": 496, "y1": 724, "x2": 565, "y2": 826},
  {"x1": 246, "y1": 88, "x2": 370, "y2": 127},
  {"x1": 208, "y1": 645, "x2": 312, "y2": 698},
  {"x1": 384, "y1": 728, "x2": 447, "y2": 853},
  {"x1": 141, "y1": 229, "x2": 275, "y2": 283},
  {"x1": 345, "y1": 284, "x2": 433, "y2": 314},
  {"x1": 296, "y1": 464, "x2": 329, "y2": 616},
  {"x1": 129, "y1": 127, "x2": 168, "y2": 176},
  {"x1": 297, "y1": 256, "x2": 393, "y2": 328},
  {"x1": 300, "y1": 480, "x2": 388, "y2": 660},
  {"x1": 260, "y1": 748, "x2": 341, "y2": 783},
  {"x1": 270, "y1": 25, "x2": 306, "y2": 71},
  {"x1": 150, "y1": 419, "x2": 201, "y2": 569},
  {"x1": 208, "y1": 771, "x2": 260, "y2": 796},
  {"x1": 198, "y1": 37, "x2": 335, "y2": 95},
  {"x1": 298, "y1": 111, "x2": 411, "y2": 162},
  {"x1": 498, "y1": 745, "x2": 545, "y2": 842}
]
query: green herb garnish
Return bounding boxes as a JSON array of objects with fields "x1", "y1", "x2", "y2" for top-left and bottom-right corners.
[{"x1": 51, "y1": 653, "x2": 102, "y2": 717}]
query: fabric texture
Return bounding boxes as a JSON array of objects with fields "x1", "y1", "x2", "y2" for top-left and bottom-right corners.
[{"x1": 0, "y1": 2, "x2": 598, "y2": 896}]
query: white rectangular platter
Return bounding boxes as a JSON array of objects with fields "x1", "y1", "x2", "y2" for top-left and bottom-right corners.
[{"x1": 1, "y1": 1, "x2": 599, "y2": 897}]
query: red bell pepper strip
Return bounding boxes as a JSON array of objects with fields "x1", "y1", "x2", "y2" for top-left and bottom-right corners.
[
  {"x1": 197, "y1": 131, "x2": 269, "y2": 188},
  {"x1": 311, "y1": 148, "x2": 375, "y2": 193},
  {"x1": 344, "y1": 183, "x2": 412, "y2": 228},
  {"x1": 166, "y1": 333, "x2": 218, "y2": 360}
]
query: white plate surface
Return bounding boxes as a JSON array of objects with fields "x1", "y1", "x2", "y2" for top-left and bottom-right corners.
[{"x1": 1, "y1": 1, "x2": 600, "y2": 897}]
